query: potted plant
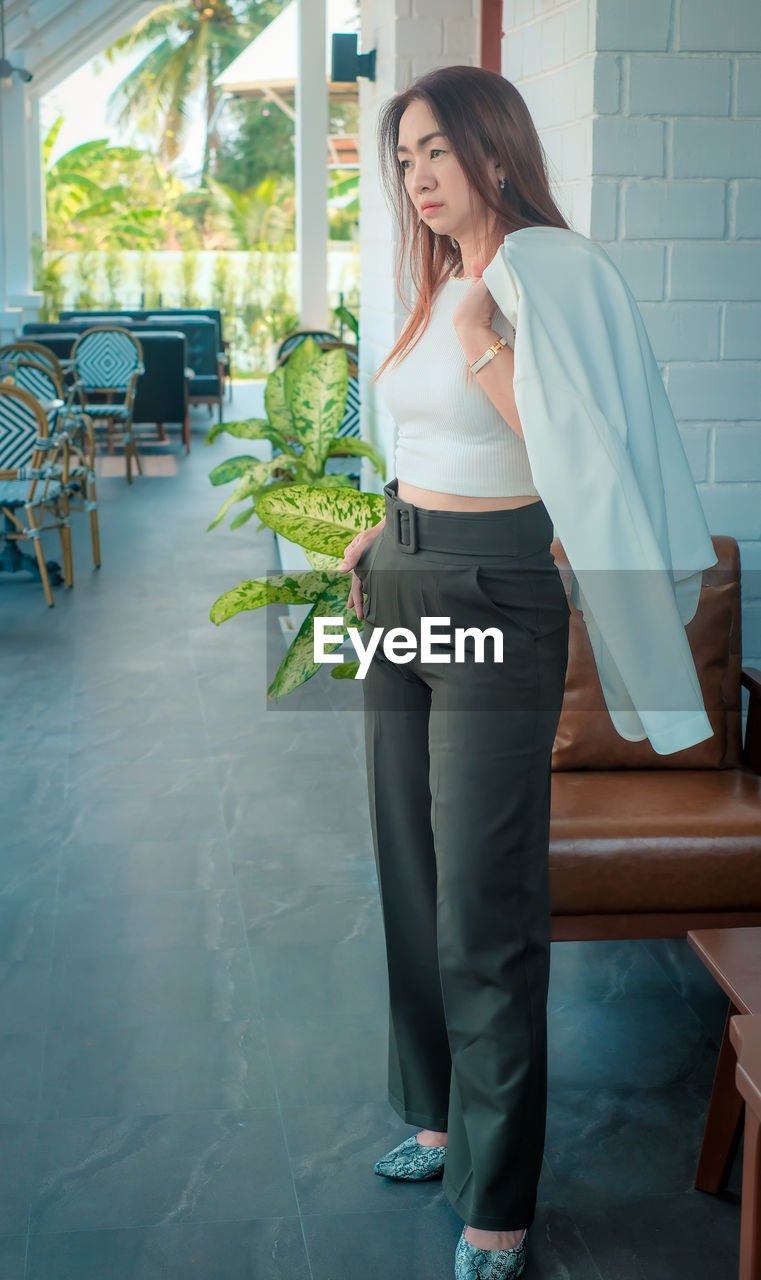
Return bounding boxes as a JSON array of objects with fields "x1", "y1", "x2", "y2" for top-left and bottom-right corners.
[
  {"x1": 205, "y1": 335, "x2": 384, "y2": 635},
  {"x1": 209, "y1": 482, "x2": 385, "y2": 699}
]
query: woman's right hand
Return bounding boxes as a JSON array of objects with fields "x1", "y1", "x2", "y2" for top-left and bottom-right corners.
[{"x1": 338, "y1": 516, "x2": 386, "y2": 621}]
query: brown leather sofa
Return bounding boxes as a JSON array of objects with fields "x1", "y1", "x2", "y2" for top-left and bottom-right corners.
[{"x1": 549, "y1": 535, "x2": 761, "y2": 941}]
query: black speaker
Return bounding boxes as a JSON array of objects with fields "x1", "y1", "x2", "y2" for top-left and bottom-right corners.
[{"x1": 331, "y1": 32, "x2": 376, "y2": 83}]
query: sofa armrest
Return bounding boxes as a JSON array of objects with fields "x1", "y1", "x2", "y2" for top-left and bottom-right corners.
[{"x1": 742, "y1": 666, "x2": 761, "y2": 774}]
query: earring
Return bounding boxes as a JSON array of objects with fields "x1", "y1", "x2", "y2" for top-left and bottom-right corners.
[{"x1": 499, "y1": 176, "x2": 506, "y2": 190}]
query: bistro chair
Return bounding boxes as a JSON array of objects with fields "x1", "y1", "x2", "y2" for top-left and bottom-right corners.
[
  {"x1": 276, "y1": 329, "x2": 345, "y2": 364},
  {"x1": 11, "y1": 360, "x2": 100, "y2": 570},
  {"x1": 70, "y1": 326, "x2": 144, "y2": 483},
  {"x1": 0, "y1": 382, "x2": 73, "y2": 605},
  {"x1": 0, "y1": 341, "x2": 71, "y2": 385}
]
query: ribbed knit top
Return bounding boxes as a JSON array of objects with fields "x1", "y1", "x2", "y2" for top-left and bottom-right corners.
[{"x1": 377, "y1": 273, "x2": 539, "y2": 498}]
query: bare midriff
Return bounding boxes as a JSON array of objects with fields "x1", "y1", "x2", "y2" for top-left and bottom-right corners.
[{"x1": 396, "y1": 479, "x2": 542, "y2": 512}]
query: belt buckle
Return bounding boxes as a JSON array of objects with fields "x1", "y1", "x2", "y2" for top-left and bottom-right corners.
[{"x1": 394, "y1": 501, "x2": 417, "y2": 554}]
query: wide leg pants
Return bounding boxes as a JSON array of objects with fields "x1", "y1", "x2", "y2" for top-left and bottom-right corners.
[{"x1": 355, "y1": 477, "x2": 570, "y2": 1231}]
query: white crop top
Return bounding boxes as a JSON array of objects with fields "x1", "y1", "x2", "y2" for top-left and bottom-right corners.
[{"x1": 377, "y1": 273, "x2": 539, "y2": 498}]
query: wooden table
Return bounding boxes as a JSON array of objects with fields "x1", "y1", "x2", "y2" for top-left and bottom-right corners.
[
  {"x1": 728, "y1": 1013, "x2": 761, "y2": 1280},
  {"x1": 688, "y1": 926, "x2": 761, "y2": 1195}
]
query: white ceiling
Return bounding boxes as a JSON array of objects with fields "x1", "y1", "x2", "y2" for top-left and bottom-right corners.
[{"x1": 1, "y1": 0, "x2": 159, "y2": 97}]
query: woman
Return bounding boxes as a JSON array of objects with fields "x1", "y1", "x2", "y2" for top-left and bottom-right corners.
[{"x1": 337, "y1": 66, "x2": 573, "y2": 1279}]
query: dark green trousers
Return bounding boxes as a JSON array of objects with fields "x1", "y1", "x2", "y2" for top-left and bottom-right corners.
[{"x1": 356, "y1": 478, "x2": 570, "y2": 1231}]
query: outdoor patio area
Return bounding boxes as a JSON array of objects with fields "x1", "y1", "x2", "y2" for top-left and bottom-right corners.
[{"x1": 0, "y1": 390, "x2": 746, "y2": 1278}]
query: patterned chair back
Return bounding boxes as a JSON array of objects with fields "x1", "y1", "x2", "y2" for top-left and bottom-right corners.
[
  {"x1": 12, "y1": 359, "x2": 63, "y2": 403},
  {"x1": 337, "y1": 374, "x2": 360, "y2": 439},
  {"x1": 0, "y1": 342, "x2": 66, "y2": 385},
  {"x1": 276, "y1": 330, "x2": 341, "y2": 363},
  {"x1": 0, "y1": 384, "x2": 50, "y2": 473},
  {"x1": 71, "y1": 326, "x2": 143, "y2": 391}
]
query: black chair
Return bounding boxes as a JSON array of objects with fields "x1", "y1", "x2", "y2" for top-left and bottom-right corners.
[
  {"x1": 59, "y1": 307, "x2": 226, "y2": 346},
  {"x1": 131, "y1": 331, "x2": 190, "y2": 453},
  {"x1": 59, "y1": 308, "x2": 231, "y2": 398},
  {"x1": 24, "y1": 320, "x2": 222, "y2": 425},
  {"x1": 145, "y1": 317, "x2": 223, "y2": 421},
  {"x1": 17, "y1": 332, "x2": 79, "y2": 362},
  {"x1": 24, "y1": 322, "x2": 98, "y2": 339},
  {"x1": 23, "y1": 329, "x2": 191, "y2": 454}
]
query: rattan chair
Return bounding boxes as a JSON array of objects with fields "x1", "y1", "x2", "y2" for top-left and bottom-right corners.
[
  {"x1": 0, "y1": 341, "x2": 70, "y2": 385},
  {"x1": 69, "y1": 326, "x2": 144, "y2": 483},
  {"x1": 12, "y1": 360, "x2": 100, "y2": 570},
  {"x1": 0, "y1": 382, "x2": 73, "y2": 605}
]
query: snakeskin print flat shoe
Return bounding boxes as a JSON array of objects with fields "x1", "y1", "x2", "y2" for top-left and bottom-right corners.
[
  {"x1": 454, "y1": 1227, "x2": 528, "y2": 1279},
  {"x1": 373, "y1": 1133, "x2": 447, "y2": 1180}
]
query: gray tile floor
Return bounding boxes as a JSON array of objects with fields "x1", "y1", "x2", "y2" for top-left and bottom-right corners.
[{"x1": 0, "y1": 390, "x2": 744, "y2": 1278}]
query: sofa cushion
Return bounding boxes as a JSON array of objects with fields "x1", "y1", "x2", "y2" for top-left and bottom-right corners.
[
  {"x1": 550, "y1": 535, "x2": 743, "y2": 771},
  {"x1": 550, "y1": 767, "x2": 761, "y2": 913},
  {"x1": 188, "y1": 376, "x2": 221, "y2": 397}
]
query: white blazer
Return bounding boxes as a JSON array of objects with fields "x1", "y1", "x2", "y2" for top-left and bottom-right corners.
[{"x1": 481, "y1": 226, "x2": 718, "y2": 756}]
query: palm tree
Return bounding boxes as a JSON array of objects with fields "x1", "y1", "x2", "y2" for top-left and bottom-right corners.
[{"x1": 106, "y1": 1, "x2": 286, "y2": 179}]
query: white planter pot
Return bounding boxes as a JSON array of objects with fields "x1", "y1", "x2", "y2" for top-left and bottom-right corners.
[{"x1": 274, "y1": 531, "x2": 313, "y2": 639}]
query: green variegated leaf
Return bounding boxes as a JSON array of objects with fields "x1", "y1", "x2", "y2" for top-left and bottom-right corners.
[
  {"x1": 292, "y1": 348, "x2": 348, "y2": 474},
  {"x1": 207, "y1": 456, "x2": 290, "y2": 531},
  {"x1": 330, "y1": 660, "x2": 361, "y2": 679},
  {"x1": 264, "y1": 365, "x2": 294, "y2": 439},
  {"x1": 267, "y1": 574, "x2": 359, "y2": 699},
  {"x1": 204, "y1": 417, "x2": 288, "y2": 449},
  {"x1": 326, "y1": 435, "x2": 386, "y2": 476},
  {"x1": 312, "y1": 474, "x2": 356, "y2": 488},
  {"x1": 283, "y1": 336, "x2": 322, "y2": 407},
  {"x1": 303, "y1": 547, "x2": 342, "y2": 570},
  {"x1": 229, "y1": 504, "x2": 258, "y2": 530},
  {"x1": 210, "y1": 569, "x2": 340, "y2": 624},
  {"x1": 209, "y1": 455, "x2": 264, "y2": 486},
  {"x1": 256, "y1": 483, "x2": 385, "y2": 557}
]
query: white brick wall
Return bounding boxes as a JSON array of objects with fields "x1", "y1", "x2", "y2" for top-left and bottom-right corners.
[
  {"x1": 499, "y1": 0, "x2": 761, "y2": 667},
  {"x1": 357, "y1": 0, "x2": 761, "y2": 670},
  {"x1": 501, "y1": 0, "x2": 594, "y2": 241},
  {"x1": 587, "y1": 0, "x2": 761, "y2": 664}
]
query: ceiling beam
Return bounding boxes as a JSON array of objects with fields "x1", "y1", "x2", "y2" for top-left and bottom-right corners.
[
  {"x1": 4, "y1": 0, "x2": 92, "y2": 52},
  {"x1": 2, "y1": 0, "x2": 160, "y2": 95},
  {"x1": 27, "y1": 1, "x2": 158, "y2": 96}
]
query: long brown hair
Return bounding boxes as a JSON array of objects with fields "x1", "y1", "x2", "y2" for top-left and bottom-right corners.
[{"x1": 371, "y1": 65, "x2": 570, "y2": 385}]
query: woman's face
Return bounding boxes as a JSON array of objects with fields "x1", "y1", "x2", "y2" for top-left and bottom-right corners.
[{"x1": 396, "y1": 97, "x2": 494, "y2": 246}]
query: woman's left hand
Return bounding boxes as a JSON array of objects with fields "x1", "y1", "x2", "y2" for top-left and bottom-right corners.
[{"x1": 451, "y1": 260, "x2": 497, "y2": 335}]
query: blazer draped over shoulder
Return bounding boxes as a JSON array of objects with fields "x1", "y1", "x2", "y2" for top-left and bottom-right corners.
[{"x1": 481, "y1": 226, "x2": 717, "y2": 756}]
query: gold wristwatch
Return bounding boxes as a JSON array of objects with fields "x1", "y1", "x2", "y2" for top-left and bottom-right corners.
[{"x1": 469, "y1": 336, "x2": 508, "y2": 374}]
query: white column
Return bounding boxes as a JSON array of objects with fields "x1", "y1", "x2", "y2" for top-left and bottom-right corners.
[
  {"x1": 295, "y1": 0, "x2": 329, "y2": 329},
  {"x1": 358, "y1": 0, "x2": 481, "y2": 491},
  {"x1": 0, "y1": 55, "x2": 43, "y2": 341},
  {"x1": 27, "y1": 97, "x2": 46, "y2": 246}
]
